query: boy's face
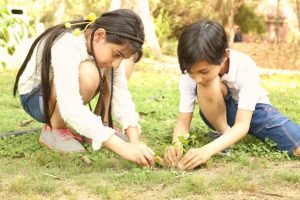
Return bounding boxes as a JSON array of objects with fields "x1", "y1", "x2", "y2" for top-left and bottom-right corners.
[{"x1": 187, "y1": 60, "x2": 222, "y2": 86}]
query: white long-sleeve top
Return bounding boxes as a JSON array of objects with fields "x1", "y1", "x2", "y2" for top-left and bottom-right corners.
[{"x1": 18, "y1": 32, "x2": 141, "y2": 150}]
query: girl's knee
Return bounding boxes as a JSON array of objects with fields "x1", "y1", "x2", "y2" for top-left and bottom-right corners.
[
  {"x1": 293, "y1": 146, "x2": 300, "y2": 157},
  {"x1": 79, "y1": 61, "x2": 100, "y2": 102}
]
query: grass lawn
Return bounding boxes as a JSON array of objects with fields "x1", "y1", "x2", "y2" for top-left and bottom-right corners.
[{"x1": 0, "y1": 61, "x2": 300, "y2": 200}]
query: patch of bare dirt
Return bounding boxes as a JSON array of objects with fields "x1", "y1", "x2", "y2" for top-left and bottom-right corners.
[{"x1": 231, "y1": 42, "x2": 300, "y2": 70}]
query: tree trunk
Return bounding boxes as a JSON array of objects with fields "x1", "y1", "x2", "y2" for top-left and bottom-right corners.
[
  {"x1": 54, "y1": 0, "x2": 65, "y2": 24},
  {"x1": 109, "y1": 0, "x2": 162, "y2": 58},
  {"x1": 228, "y1": 0, "x2": 235, "y2": 44},
  {"x1": 227, "y1": 0, "x2": 244, "y2": 44},
  {"x1": 296, "y1": 0, "x2": 300, "y2": 31},
  {"x1": 134, "y1": 0, "x2": 162, "y2": 58},
  {"x1": 109, "y1": 0, "x2": 123, "y2": 11}
]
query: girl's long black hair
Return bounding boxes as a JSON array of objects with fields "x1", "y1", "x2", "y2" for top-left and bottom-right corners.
[{"x1": 13, "y1": 9, "x2": 145, "y2": 127}]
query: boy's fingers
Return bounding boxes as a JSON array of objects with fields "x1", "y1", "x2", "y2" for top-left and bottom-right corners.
[
  {"x1": 170, "y1": 148, "x2": 177, "y2": 163},
  {"x1": 175, "y1": 148, "x2": 183, "y2": 159},
  {"x1": 188, "y1": 159, "x2": 204, "y2": 170},
  {"x1": 168, "y1": 147, "x2": 178, "y2": 165},
  {"x1": 182, "y1": 156, "x2": 198, "y2": 169},
  {"x1": 163, "y1": 151, "x2": 172, "y2": 165},
  {"x1": 164, "y1": 148, "x2": 175, "y2": 165},
  {"x1": 178, "y1": 151, "x2": 193, "y2": 168}
]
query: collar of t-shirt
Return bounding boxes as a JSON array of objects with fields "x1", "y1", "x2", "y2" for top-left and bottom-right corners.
[{"x1": 221, "y1": 49, "x2": 238, "y2": 83}]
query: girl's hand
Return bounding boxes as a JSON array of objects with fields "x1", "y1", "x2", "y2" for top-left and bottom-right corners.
[
  {"x1": 163, "y1": 142, "x2": 183, "y2": 167},
  {"x1": 178, "y1": 147, "x2": 210, "y2": 170},
  {"x1": 121, "y1": 143, "x2": 155, "y2": 167},
  {"x1": 125, "y1": 126, "x2": 140, "y2": 144}
]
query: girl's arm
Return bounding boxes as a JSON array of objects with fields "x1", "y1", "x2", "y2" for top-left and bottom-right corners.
[
  {"x1": 103, "y1": 134, "x2": 155, "y2": 166},
  {"x1": 178, "y1": 109, "x2": 253, "y2": 169},
  {"x1": 106, "y1": 66, "x2": 141, "y2": 143},
  {"x1": 125, "y1": 126, "x2": 140, "y2": 143}
]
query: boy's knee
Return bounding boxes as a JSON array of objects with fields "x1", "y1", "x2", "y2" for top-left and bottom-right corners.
[
  {"x1": 293, "y1": 146, "x2": 300, "y2": 157},
  {"x1": 198, "y1": 77, "x2": 227, "y2": 101},
  {"x1": 220, "y1": 82, "x2": 228, "y2": 97}
]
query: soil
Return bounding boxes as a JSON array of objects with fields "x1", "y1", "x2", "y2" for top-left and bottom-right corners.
[{"x1": 231, "y1": 42, "x2": 300, "y2": 70}]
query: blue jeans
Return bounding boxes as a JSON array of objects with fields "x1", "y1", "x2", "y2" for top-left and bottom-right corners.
[
  {"x1": 20, "y1": 86, "x2": 46, "y2": 123},
  {"x1": 200, "y1": 94, "x2": 300, "y2": 156}
]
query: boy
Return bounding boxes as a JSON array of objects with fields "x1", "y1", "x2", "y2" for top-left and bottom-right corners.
[{"x1": 164, "y1": 20, "x2": 300, "y2": 170}]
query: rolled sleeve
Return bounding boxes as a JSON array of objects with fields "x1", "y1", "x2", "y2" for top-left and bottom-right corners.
[{"x1": 179, "y1": 74, "x2": 197, "y2": 113}]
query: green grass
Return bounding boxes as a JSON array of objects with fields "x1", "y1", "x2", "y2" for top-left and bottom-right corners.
[{"x1": 0, "y1": 65, "x2": 300, "y2": 199}]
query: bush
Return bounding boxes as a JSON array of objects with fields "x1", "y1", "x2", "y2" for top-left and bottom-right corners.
[
  {"x1": 0, "y1": 7, "x2": 28, "y2": 70},
  {"x1": 152, "y1": 0, "x2": 217, "y2": 40},
  {"x1": 235, "y1": 4, "x2": 266, "y2": 34}
]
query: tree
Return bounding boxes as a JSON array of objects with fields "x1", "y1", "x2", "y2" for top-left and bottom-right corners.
[
  {"x1": 0, "y1": 7, "x2": 27, "y2": 70},
  {"x1": 217, "y1": 0, "x2": 244, "y2": 43},
  {"x1": 54, "y1": 0, "x2": 66, "y2": 24},
  {"x1": 296, "y1": 0, "x2": 300, "y2": 31},
  {"x1": 109, "y1": 0, "x2": 162, "y2": 58},
  {"x1": 135, "y1": 0, "x2": 162, "y2": 58}
]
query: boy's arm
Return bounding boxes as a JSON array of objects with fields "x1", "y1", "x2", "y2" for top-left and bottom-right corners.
[
  {"x1": 178, "y1": 109, "x2": 253, "y2": 170},
  {"x1": 172, "y1": 112, "x2": 193, "y2": 143},
  {"x1": 164, "y1": 112, "x2": 193, "y2": 166}
]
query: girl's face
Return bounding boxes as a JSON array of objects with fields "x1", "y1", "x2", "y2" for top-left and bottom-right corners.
[{"x1": 91, "y1": 29, "x2": 133, "y2": 68}]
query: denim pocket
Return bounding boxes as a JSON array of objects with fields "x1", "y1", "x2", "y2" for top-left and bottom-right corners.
[
  {"x1": 250, "y1": 116, "x2": 289, "y2": 146},
  {"x1": 265, "y1": 116, "x2": 289, "y2": 129}
]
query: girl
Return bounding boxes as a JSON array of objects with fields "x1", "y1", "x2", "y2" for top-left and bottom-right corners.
[{"x1": 13, "y1": 9, "x2": 155, "y2": 167}]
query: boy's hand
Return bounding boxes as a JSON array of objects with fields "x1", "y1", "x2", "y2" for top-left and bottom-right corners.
[
  {"x1": 164, "y1": 142, "x2": 183, "y2": 166},
  {"x1": 178, "y1": 147, "x2": 210, "y2": 170},
  {"x1": 121, "y1": 143, "x2": 155, "y2": 167}
]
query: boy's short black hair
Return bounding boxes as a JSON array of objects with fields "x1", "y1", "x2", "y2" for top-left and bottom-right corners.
[{"x1": 177, "y1": 20, "x2": 228, "y2": 74}]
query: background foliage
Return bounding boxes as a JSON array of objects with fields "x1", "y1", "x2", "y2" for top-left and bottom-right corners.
[
  {"x1": 0, "y1": 0, "x2": 269, "y2": 57},
  {"x1": 0, "y1": 7, "x2": 27, "y2": 69}
]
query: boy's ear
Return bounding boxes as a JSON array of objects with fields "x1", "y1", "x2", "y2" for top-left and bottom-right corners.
[
  {"x1": 224, "y1": 48, "x2": 230, "y2": 60},
  {"x1": 93, "y1": 28, "x2": 106, "y2": 42}
]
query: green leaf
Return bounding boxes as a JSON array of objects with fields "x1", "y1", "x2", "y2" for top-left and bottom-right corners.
[
  {"x1": 1, "y1": 62, "x2": 7, "y2": 70},
  {"x1": 3, "y1": 28, "x2": 9, "y2": 43},
  {"x1": 7, "y1": 46, "x2": 15, "y2": 55},
  {"x1": 0, "y1": 29, "x2": 4, "y2": 40}
]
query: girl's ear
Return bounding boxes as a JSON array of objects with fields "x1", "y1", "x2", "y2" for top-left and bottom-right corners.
[{"x1": 93, "y1": 28, "x2": 106, "y2": 42}]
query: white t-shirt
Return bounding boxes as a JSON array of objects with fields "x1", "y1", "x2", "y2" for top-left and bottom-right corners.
[
  {"x1": 18, "y1": 32, "x2": 141, "y2": 150},
  {"x1": 179, "y1": 49, "x2": 270, "y2": 113}
]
